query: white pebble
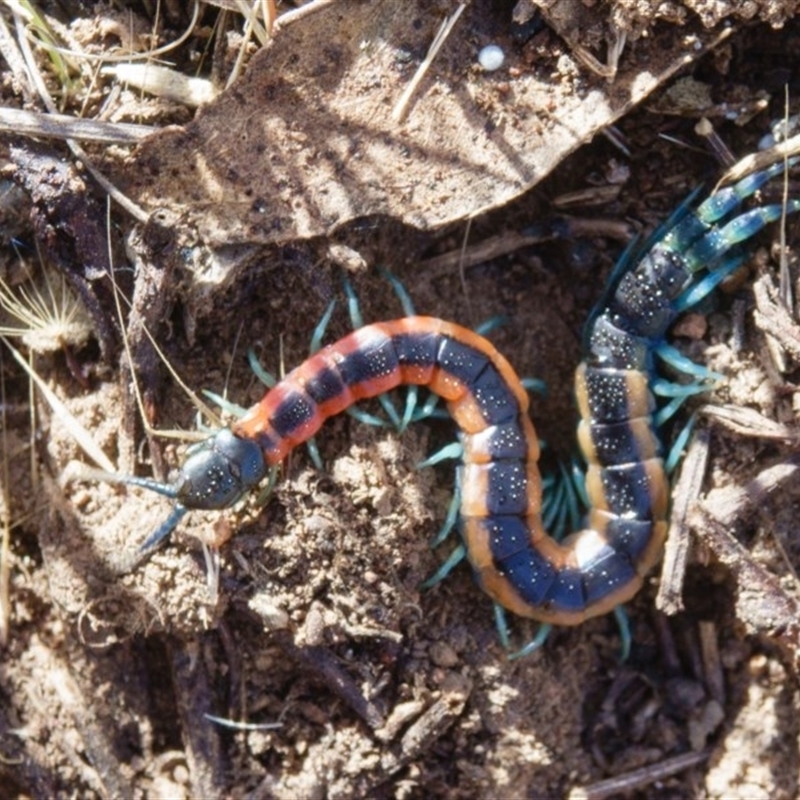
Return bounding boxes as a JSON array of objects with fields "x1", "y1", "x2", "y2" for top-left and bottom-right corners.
[{"x1": 478, "y1": 44, "x2": 505, "y2": 72}]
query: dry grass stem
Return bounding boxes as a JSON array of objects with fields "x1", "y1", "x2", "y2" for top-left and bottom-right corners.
[
  {"x1": 0, "y1": 106, "x2": 154, "y2": 143},
  {"x1": 392, "y1": 4, "x2": 466, "y2": 123}
]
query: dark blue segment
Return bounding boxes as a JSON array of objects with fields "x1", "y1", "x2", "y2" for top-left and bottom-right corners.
[
  {"x1": 472, "y1": 420, "x2": 530, "y2": 459},
  {"x1": 495, "y1": 546, "x2": 557, "y2": 607},
  {"x1": 436, "y1": 337, "x2": 490, "y2": 385},
  {"x1": 469, "y1": 364, "x2": 520, "y2": 425},
  {"x1": 589, "y1": 419, "x2": 660, "y2": 466},
  {"x1": 270, "y1": 389, "x2": 316, "y2": 438},
  {"x1": 392, "y1": 331, "x2": 439, "y2": 369},
  {"x1": 606, "y1": 251, "x2": 688, "y2": 338},
  {"x1": 581, "y1": 366, "x2": 655, "y2": 424},
  {"x1": 604, "y1": 517, "x2": 655, "y2": 561},
  {"x1": 545, "y1": 568, "x2": 586, "y2": 611},
  {"x1": 599, "y1": 462, "x2": 656, "y2": 519},
  {"x1": 338, "y1": 332, "x2": 399, "y2": 387},
  {"x1": 305, "y1": 364, "x2": 347, "y2": 405},
  {"x1": 581, "y1": 549, "x2": 637, "y2": 606},
  {"x1": 483, "y1": 515, "x2": 531, "y2": 560},
  {"x1": 634, "y1": 248, "x2": 689, "y2": 301},
  {"x1": 485, "y1": 461, "x2": 530, "y2": 516},
  {"x1": 587, "y1": 314, "x2": 650, "y2": 371}
]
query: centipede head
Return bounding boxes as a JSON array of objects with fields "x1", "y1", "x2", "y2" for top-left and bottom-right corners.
[
  {"x1": 173, "y1": 428, "x2": 267, "y2": 512},
  {"x1": 130, "y1": 428, "x2": 267, "y2": 552}
]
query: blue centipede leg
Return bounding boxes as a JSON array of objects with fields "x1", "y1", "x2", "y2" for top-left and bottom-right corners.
[
  {"x1": 255, "y1": 464, "x2": 281, "y2": 506},
  {"x1": 420, "y1": 542, "x2": 466, "y2": 589},
  {"x1": 672, "y1": 254, "x2": 747, "y2": 312},
  {"x1": 558, "y1": 458, "x2": 586, "y2": 535},
  {"x1": 541, "y1": 474, "x2": 566, "y2": 535},
  {"x1": 309, "y1": 299, "x2": 337, "y2": 355},
  {"x1": 475, "y1": 315, "x2": 508, "y2": 337},
  {"x1": 685, "y1": 202, "x2": 800, "y2": 271},
  {"x1": 493, "y1": 603, "x2": 512, "y2": 651},
  {"x1": 664, "y1": 413, "x2": 698, "y2": 475},
  {"x1": 247, "y1": 348, "x2": 278, "y2": 388},
  {"x1": 654, "y1": 342, "x2": 722, "y2": 383},
  {"x1": 508, "y1": 624, "x2": 552, "y2": 660},
  {"x1": 521, "y1": 377, "x2": 548, "y2": 396},
  {"x1": 429, "y1": 489, "x2": 460, "y2": 548},
  {"x1": 410, "y1": 393, "x2": 446, "y2": 423},
  {"x1": 202, "y1": 389, "x2": 249, "y2": 418},
  {"x1": 613, "y1": 606, "x2": 632, "y2": 662},
  {"x1": 653, "y1": 394, "x2": 695, "y2": 427},
  {"x1": 417, "y1": 441, "x2": 463, "y2": 469}
]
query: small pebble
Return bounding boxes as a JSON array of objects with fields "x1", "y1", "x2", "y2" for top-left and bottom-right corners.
[
  {"x1": 429, "y1": 641, "x2": 459, "y2": 668},
  {"x1": 479, "y1": 45, "x2": 505, "y2": 72}
]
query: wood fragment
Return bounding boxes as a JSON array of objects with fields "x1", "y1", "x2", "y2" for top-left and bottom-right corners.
[
  {"x1": 419, "y1": 218, "x2": 633, "y2": 277},
  {"x1": 698, "y1": 621, "x2": 725, "y2": 707},
  {"x1": 699, "y1": 454, "x2": 800, "y2": 530},
  {"x1": 275, "y1": 631, "x2": 384, "y2": 729},
  {"x1": 657, "y1": 428, "x2": 709, "y2": 615},
  {"x1": 568, "y1": 749, "x2": 711, "y2": 800},
  {"x1": 0, "y1": 107, "x2": 155, "y2": 144},
  {"x1": 700, "y1": 404, "x2": 799, "y2": 442},
  {"x1": 718, "y1": 130, "x2": 800, "y2": 186},
  {"x1": 168, "y1": 636, "x2": 227, "y2": 798}
]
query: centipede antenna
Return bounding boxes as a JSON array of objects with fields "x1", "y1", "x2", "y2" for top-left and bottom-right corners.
[
  {"x1": 140, "y1": 504, "x2": 188, "y2": 551},
  {"x1": 116, "y1": 473, "x2": 179, "y2": 499}
]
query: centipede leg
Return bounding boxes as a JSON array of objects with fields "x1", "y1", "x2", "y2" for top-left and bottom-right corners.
[
  {"x1": 429, "y1": 489, "x2": 460, "y2": 548},
  {"x1": 419, "y1": 542, "x2": 466, "y2": 590},
  {"x1": 508, "y1": 623, "x2": 552, "y2": 660},
  {"x1": 613, "y1": 606, "x2": 632, "y2": 661},
  {"x1": 417, "y1": 441, "x2": 463, "y2": 469},
  {"x1": 663, "y1": 413, "x2": 698, "y2": 476}
]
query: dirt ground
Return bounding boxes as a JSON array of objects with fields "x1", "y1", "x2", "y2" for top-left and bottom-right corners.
[{"x1": 2, "y1": 2, "x2": 800, "y2": 798}]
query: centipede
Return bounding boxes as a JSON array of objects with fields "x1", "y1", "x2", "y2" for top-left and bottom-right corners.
[{"x1": 119, "y1": 163, "x2": 800, "y2": 633}]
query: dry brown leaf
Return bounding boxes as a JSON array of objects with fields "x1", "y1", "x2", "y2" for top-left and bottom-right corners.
[{"x1": 116, "y1": 1, "x2": 729, "y2": 259}]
